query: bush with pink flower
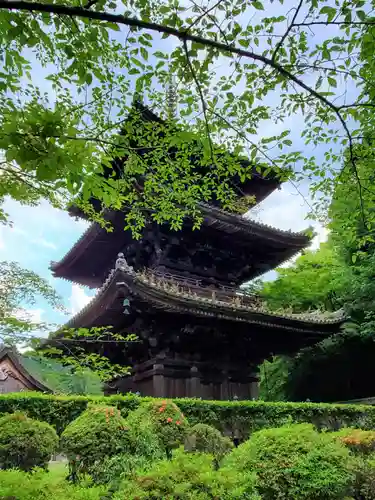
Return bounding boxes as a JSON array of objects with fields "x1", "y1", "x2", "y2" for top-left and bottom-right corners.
[{"x1": 125, "y1": 399, "x2": 189, "y2": 457}]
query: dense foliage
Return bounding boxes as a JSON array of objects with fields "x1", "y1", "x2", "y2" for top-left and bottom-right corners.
[
  {"x1": 0, "y1": 0, "x2": 374, "y2": 237},
  {"x1": 0, "y1": 260, "x2": 63, "y2": 337},
  {"x1": 334, "y1": 428, "x2": 375, "y2": 456},
  {"x1": 258, "y1": 155, "x2": 375, "y2": 402},
  {"x1": 2, "y1": 407, "x2": 375, "y2": 499},
  {"x1": 254, "y1": 14, "x2": 375, "y2": 403},
  {"x1": 0, "y1": 412, "x2": 58, "y2": 471},
  {"x1": 60, "y1": 404, "x2": 130, "y2": 473},
  {"x1": 3, "y1": 392, "x2": 375, "y2": 438},
  {"x1": 259, "y1": 243, "x2": 349, "y2": 314},
  {"x1": 114, "y1": 448, "x2": 259, "y2": 500},
  {"x1": 352, "y1": 456, "x2": 375, "y2": 500},
  {"x1": 224, "y1": 423, "x2": 355, "y2": 499},
  {"x1": 22, "y1": 355, "x2": 103, "y2": 395}
]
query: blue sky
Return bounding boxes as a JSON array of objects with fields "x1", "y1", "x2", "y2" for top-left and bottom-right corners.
[{"x1": 1, "y1": 0, "x2": 360, "y2": 333}]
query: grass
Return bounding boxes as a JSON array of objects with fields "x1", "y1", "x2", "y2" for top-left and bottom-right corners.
[{"x1": 0, "y1": 462, "x2": 107, "y2": 500}]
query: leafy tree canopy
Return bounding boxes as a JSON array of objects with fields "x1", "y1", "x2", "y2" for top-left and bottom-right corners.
[
  {"x1": 21, "y1": 354, "x2": 103, "y2": 395},
  {"x1": 259, "y1": 242, "x2": 349, "y2": 313},
  {"x1": 258, "y1": 158, "x2": 375, "y2": 402},
  {"x1": 0, "y1": 260, "x2": 63, "y2": 338},
  {"x1": 0, "y1": 0, "x2": 374, "y2": 235}
]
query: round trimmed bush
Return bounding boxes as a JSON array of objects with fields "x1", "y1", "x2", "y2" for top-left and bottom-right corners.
[
  {"x1": 186, "y1": 423, "x2": 233, "y2": 460},
  {"x1": 0, "y1": 412, "x2": 58, "y2": 471},
  {"x1": 60, "y1": 404, "x2": 130, "y2": 473},
  {"x1": 223, "y1": 423, "x2": 355, "y2": 499},
  {"x1": 125, "y1": 400, "x2": 188, "y2": 457}
]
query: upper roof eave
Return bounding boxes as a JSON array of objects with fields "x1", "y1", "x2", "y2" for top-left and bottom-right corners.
[{"x1": 51, "y1": 203, "x2": 311, "y2": 282}]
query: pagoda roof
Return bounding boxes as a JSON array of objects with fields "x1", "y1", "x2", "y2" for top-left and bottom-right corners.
[
  {"x1": 63, "y1": 265, "x2": 345, "y2": 338},
  {"x1": 51, "y1": 205, "x2": 311, "y2": 288},
  {"x1": 68, "y1": 100, "x2": 281, "y2": 221},
  {"x1": 0, "y1": 346, "x2": 51, "y2": 393}
]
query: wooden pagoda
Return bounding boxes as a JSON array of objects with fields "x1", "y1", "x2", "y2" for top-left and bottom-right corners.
[{"x1": 50, "y1": 103, "x2": 344, "y2": 400}]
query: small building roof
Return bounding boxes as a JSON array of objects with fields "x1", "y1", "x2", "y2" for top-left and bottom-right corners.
[{"x1": 0, "y1": 346, "x2": 51, "y2": 393}]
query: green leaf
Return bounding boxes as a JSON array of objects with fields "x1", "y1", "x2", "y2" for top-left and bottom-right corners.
[
  {"x1": 357, "y1": 10, "x2": 366, "y2": 21},
  {"x1": 238, "y1": 39, "x2": 250, "y2": 48},
  {"x1": 319, "y1": 6, "x2": 336, "y2": 22},
  {"x1": 105, "y1": 22, "x2": 120, "y2": 31},
  {"x1": 328, "y1": 76, "x2": 337, "y2": 88},
  {"x1": 252, "y1": 1, "x2": 264, "y2": 10},
  {"x1": 140, "y1": 47, "x2": 149, "y2": 61}
]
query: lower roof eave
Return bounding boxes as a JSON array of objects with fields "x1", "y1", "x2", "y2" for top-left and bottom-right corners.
[{"x1": 56, "y1": 267, "x2": 345, "y2": 337}]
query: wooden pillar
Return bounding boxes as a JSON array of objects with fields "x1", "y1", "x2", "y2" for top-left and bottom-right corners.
[
  {"x1": 250, "y1": 375, "x2": 259, "y2": 400},
  {"x1": 189, "y1": 366, "x2": 201, "y2": 398},
  {"x1": 152, "y1": 361, "x2": 165, "y2": 397},
  {"x1": 221, "y1": 370, "x2": 230, "y2": 400}
]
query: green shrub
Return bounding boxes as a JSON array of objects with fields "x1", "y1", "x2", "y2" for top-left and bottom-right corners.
[
  {"x1": 334, "y1": 427, "x2": 375, "y2": 455},
  {"x1": 0, "y1": 412, "x2": 58, "y2": 471},
  {"x1": 114, "y1": 447, "x2": 260, "y2": 500},
  {"x1": 89, "y1": 453, "x2": 153, "y2": 486},
  {"x1": 185, "y1": 423, "x2": 233, "y2": 460},
  {"x1": 60, "y1": 404, "x2": 130, "y2": 474},
  {"x1": 2, "y1": 392, "x2": 375, "y2": 437},
  {"x1": 126, "y1": 399, "x2": 188, "y2": 457},
  {"x1": 125, "y1": 410, "x2": 165, "y2": 460},
  {"x1": 0, "y1": 465, "x2": 106, "y2": 500},
  {"x1": 223, "y1": 423, "x2": 355, "y2": 499},
  {"x1": 352, "y1": 455, "x2": 375, "y2": 500}
]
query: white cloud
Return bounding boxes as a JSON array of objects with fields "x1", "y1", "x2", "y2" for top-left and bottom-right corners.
[
  {"x1": 31, "y1": 237, "x2": 57, "y2": 250},
  {"x1": 245, "y1": 184, "x2": 329, "y2": 281},
  {"x1": 0, "y1": 227, "x2": 4, "y2": 250},
  {"x1": 248, "y1": 184, "x2": 327, "y2": 251},
  {"x1": 70, "y1": 284, "x2": 93, "y2": 316},
  {"x1": 310, "y1": 226, "x2": 329, "y2": 250},
  {"x1": 13, "y1": 308, "x2": 44, "y2": 324}
]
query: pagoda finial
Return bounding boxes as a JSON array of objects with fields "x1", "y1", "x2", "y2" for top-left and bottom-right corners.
[{"x1": 166, "y1": 71, "x2": 177, "y2": 119}]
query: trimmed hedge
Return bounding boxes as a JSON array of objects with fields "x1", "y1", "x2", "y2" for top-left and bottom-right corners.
[{"x1": 1, "y1": 392, "x2": 375, "y2": 436}]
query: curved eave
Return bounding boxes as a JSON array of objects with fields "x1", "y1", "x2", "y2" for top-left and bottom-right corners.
[
  {"x1": 131, "y1": 275, "x2": 343, "y2": 335},
  {"x1": 62, "y1": 268, "x2": 344, "y2": 336},
  {"x1": 50, "y1": 222, "x2": 100, "y2": 275},
  {"x1": 50, "y1": 211, "x2": 125, "y2": 287},
  {"x1": 51, "y1": 204, "x2": 310, "y2": 286},
  {"x1": 200, "y1": 204, "x2": 311, "y2": 247}
]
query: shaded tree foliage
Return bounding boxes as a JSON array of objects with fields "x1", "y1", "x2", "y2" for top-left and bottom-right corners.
[
  {"x1": 0, "y1": 260, "x2": 63, "y2": 337},
  {"x1": 0, "y1": 0, "x2": 375, "y2": 235},
  {"x1": 259, "y1": 161, "x2": 375, "y2": 402}
]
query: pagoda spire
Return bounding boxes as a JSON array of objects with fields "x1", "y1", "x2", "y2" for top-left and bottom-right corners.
[{"x1": 166, "y1": 71, "x2": 177, "y2": 119}]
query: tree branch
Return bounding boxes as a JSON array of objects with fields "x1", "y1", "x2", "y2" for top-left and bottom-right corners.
[
  {"x1": 295, "y1": 20, "x2": 375, "y2": 27},
  {"x1": 338, "y1": 102, "x2": 375, "y2": 110},
  {"x1": 182, "y1": 39, "x2": 214, "y2": 160},
  {"x1": 187, "y1": 0, "x2": 226, "y2": 31},
  {"x1": 272, "y1": 0, "x2": 303, "y2": 62},
  {"x1": 0, "y1": 0, "x2": 368, "y2": 226},
  {"x1": 0, "y1": 1, "x2": 360, "y2": 141}
]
